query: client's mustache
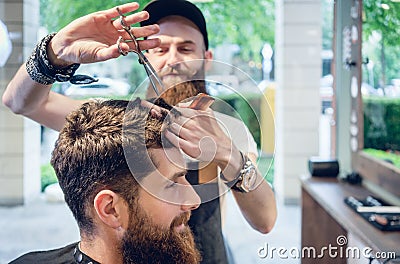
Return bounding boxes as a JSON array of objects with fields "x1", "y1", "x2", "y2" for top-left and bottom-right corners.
[{"x1": 170, "y1": 211, "x2": 191, "y2": 229}]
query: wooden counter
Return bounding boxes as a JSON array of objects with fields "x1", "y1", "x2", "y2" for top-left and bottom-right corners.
[{"x1": 301, "y1": 176, "x2": 400, "y2": 263}]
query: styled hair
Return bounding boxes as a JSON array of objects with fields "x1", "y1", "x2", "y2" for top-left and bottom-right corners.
[{"x1": 51, "y1": 99, "x2": 170, "y2": 234}]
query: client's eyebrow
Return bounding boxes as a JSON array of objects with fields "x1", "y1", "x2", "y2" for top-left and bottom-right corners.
[{"x1": 170, "y1": 170, "x2": 188, "y2": 181}]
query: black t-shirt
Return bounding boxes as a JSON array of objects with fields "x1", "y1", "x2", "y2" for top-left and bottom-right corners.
[{"x1": 187, "y1": 170, "x2": 228, "y2": 264}]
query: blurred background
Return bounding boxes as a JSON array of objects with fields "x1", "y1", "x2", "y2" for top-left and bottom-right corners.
[{"x1": 1, "y1": 0, "x2": 399, "y2": 263}]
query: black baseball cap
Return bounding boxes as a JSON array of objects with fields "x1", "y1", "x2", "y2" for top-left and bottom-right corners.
[{"x1": 140, "y1": 0, "x2": 209, "y2": 50}]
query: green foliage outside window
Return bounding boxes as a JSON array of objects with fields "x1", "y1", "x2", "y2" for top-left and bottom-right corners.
[
  {"x1": 41, "y1": 163, "x2": 58, "y2": 192},
  {"x1": 363, "y1": 97, "x2": 400, "y2": 152},
  {"x1": 363, "y1": 148, "x2": 400, "y2": 169},
  {"x1": 39, "y1": 0, "x2": 275, "y2": 66},
  {"x1": 363, "y1": 0, "x2": 400, "y2": 87}
]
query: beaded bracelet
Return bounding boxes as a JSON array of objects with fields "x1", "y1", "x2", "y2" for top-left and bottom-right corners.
[{"x1": 26, "y1": 33, "x2": 80, "y2": 85}]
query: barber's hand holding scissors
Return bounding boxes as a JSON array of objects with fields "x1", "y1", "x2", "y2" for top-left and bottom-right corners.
[
  {"x1": 48, "y1": 2, "x2": 160, "y2": 68},
  {"x1": 164, "y1": 103, "x2": 243, "y2": 180}
]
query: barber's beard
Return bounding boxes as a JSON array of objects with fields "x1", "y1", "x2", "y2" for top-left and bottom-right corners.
[
  {"x1": 159, "y1": 80, "x2": 204, "y2": 106},
  {"x1": 147, "y1": 61, "x2": 207, "y2": 99},
  {"x1": 121, "y1": 206, "x2": 201, "y2": 264}
]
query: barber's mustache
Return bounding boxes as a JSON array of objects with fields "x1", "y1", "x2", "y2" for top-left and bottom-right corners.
[{"x1": 159, "y1": 64, "x2": 197, "y2": 78}]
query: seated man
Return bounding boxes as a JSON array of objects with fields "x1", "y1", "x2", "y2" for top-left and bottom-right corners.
[{"x1": 10, "y1": 99, "x2": 202, "y2": 264}]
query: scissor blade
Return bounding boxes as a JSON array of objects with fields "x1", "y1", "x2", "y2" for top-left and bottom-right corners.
[{"x1": 139, "y1": 55, "x2": 165, "y2": 95}]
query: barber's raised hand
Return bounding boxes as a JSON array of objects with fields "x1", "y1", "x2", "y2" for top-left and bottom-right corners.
[
  {"x1": 164, "y1": 104, "x2": 242, "y2": 174},
  {"x1": 48, "y1": 2, "x2": 160, "y2": 67}
]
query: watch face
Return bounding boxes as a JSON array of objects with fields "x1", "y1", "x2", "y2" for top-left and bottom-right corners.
[{"x1": 243, "y1": 166, "x2": 257, "y2": 191}]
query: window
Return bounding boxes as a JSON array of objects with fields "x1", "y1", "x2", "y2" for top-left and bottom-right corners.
[{"x1": 353, "y1": 0, "x2": 400, "y2": 200}]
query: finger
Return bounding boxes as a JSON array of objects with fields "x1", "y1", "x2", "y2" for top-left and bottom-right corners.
[
  {"x1": 150, "y1": 108, "x2": 162, "y2": 118},
  {"x1": 164, "y1": 129, "x2": 181, "y2": 149},
  {"x1": 123, "y1": 11, "x2": 151, "y2": 27},
  {"x1": 164, "y1": 130, "x2": 200, "y2": 158},
  {"x1": 170, "y1": 106, "x2": 195, "y2": 118},
  {"x1": 169, "y1": 113, "x2": 193, "y2": 128},
  {"x1": 176, "y1": 101, "x2": 192, "y2": 108},
  {"x1": 141, "y1": 99, "x2": 167, "y2": 114},
  {"x1": 137, "y1": 38, "x2": 161, "y2": 51},
  {"x1": 173, "y1": 105, "x2": 213, "y2": 116},
  {"x1": 92, "y1": 41, "x2": 160, "y2": 63},
  {"x1": 168, "y1": 122, "x2": 193, "y2": 141},
  {"x1": 130, "y1": 24, "x2": 160, "y2": 39},
  {"x1": 112, "y1": 11, "x2": 150, "y2": 30},
  {"x1": 173, "y1": 106, "x2": 215, "y2": 122},
  {"x1": 95, "y1": 44, "x2": 126, "y2": 61},
  {"x1": 114, "y1": 38, "x2": 160, "y2": 54},
  {"x1": 104, "y1": 2, "x2": 140, "y2": 20}
]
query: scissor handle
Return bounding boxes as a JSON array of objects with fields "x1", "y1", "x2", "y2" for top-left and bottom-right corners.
[
  {"x1": 117, "y1": 7, "x2": 142, "y2": 53},
  {"x1": 116, "y1": 7, "x2": 130, "y2": 30},
  {"x1": 116, "y1": 7, "x2": 165, "y2": 96}
]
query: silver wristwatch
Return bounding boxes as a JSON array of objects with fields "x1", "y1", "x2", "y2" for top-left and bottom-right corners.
[{"x1": 230, "y1": 152, "x2": 257, "y2": 193}]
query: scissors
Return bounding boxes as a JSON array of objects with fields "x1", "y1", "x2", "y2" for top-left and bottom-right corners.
[{"x1": 116, "y1": 7, "x2": 164, "y2": 96}]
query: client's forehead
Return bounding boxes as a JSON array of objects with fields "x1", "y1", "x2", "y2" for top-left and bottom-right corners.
[{"x1": 149, "y1": 147, "x2": 186, "y2": 177}]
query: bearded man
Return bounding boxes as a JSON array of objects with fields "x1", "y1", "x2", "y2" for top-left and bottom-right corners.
[{"x1": 10, "y1": 99, "x2": 201, "y2": 264}]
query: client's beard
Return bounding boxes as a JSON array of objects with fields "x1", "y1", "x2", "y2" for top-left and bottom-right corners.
[{"x1": 121, "y1": 206, "x2": 201, "y2": 264}]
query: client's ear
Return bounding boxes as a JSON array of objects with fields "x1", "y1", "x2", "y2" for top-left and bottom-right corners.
[{"x1": 93, "y1": 190, "x2": 128, "y2": 229}]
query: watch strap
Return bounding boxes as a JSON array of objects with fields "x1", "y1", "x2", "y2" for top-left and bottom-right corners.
[{"x1": 221, "y1": 152, "x2": 253, "y2": 193}]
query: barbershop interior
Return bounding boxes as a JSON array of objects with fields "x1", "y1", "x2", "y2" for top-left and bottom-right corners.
[{"x1": 0, "y1": 0, "x2": 399, "y2": 263}]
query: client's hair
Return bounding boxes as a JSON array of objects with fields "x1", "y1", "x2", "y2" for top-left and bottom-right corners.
[{"x1": 51, "y1": 99, "x2": 169, "y2": 234}]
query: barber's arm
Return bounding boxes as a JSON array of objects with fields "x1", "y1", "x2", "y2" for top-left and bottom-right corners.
[
  {"x1": 165, "y1": 106, "x2": 277, "y2": 234},
  {"x1": 222, "y1": 150, "x2": 277, "y2": 233},
  {"x1": 3, "y1": 65, "x2": 83, "y2": 131},
  {"x1": 2, "y1": 2, "x2": 160, "y2": 131}
]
